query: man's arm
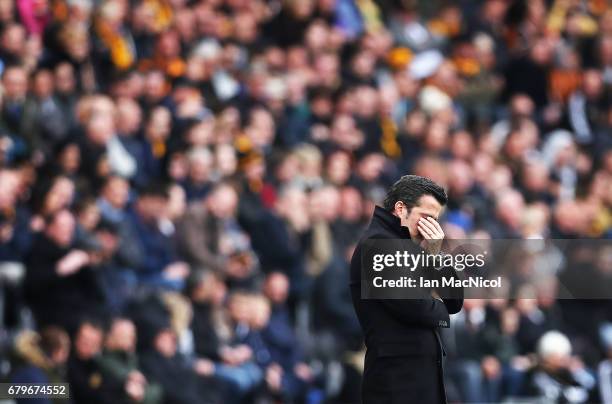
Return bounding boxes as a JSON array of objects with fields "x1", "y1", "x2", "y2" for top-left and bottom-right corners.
[
  {"x1": 378, "y1": 297, "x2": 451, "y2": 328},
  {"x1": 443, "y1": 297, "x2": 463, "y2": 315},
  {"x1": 431, "y1": 264, "x2": 464, "y2": 314}
]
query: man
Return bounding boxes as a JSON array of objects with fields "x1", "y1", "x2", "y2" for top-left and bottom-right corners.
[
  {"x1": 24, "y1": 209, "x2": 107, "y2": 332},
  {"x1": 11, "y1": 326, "x2": 71, "y2": 401},
  {"x1": 97, "y1": 318, "x2": 162, "y2": 404},
  {"x1": 22, "y1": 68, "x2": 70, "y2": 157},
  {"x1": 68, "y1": 320, "x2": 120, "y2": 404},
  {"x1": 262, "y1": 272, "x2": 314, "y2": 401},
  {"x1": 127, "y1": 182, "x2": 189, "y2": 290},
  {"x1": 177, "y1": 182, "x2": 240, "y2": 273},
  {"x1": 139, "y1": 320, "x2": 228, "y2": 404},
  {"x1": 0, "y1": 65, "x2": 28, "y2": 138},
  {"x1": 96, "y1": 175, "x2": 143, "y2": 271},
  {"x1": 350, "y1": 175, "x2": 463, "y2": 403}
]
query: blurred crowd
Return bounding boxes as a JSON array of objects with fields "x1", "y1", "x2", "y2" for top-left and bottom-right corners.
[{"x1": 0, "y1": 0, "x2": 610, "y2": 402}]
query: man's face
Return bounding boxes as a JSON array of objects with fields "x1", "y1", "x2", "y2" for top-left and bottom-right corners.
[
  {"x1": 1, "y1": 25, "x2": 25, "y2": 55},
  {"x1": 139, "y1": 195, "x2": 167, "y2": 220},
  {"x1": 207, "y1": 186, "x2": 237, "y2": 219},
  {"x1": 86, "y1": 113, "x2": 115, "y2": 144},
  {"x1": 2, "y1": 68, "x2": 28, "y2": 101},
  {"x1": 55, "y1": 63, "x2": 76, "y2": 94},
  {"x1": 107, "y1": 320, "x2": 136, "y2": 352},
  {"x1": 51, "y1": 344, "x2": 70, "y2": 365},
  {"x1": 155, "y1": 330, "x2": 176, "y2": 358},
  {"x1": 33, "y1": 70, "x2": 53, "y2": 99},
  {"x1": 47, "y1": 210, "x2": 75, "y2": 247},
  {"x1": 0, "y1": 170, "x2": 20, "y2": 208},
  {"x1": 103, "y1": 177, "x2": 129, "y2": 208},
  {"x1": 75, "y1": 324, "x2": 103, "y2": 360},
  {"x1": 395, "y1": 195, "x2": 443, "y2": 242},
  {"x1": 264, "y1": 273, "x2": 289, "y2": 304}
]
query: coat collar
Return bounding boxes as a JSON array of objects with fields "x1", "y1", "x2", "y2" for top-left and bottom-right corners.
[{"x1": 372, "y1": 206, "x2": 412, "y2": 239}]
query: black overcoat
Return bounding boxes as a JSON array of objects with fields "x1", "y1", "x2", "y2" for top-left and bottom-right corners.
[{"x1": 350, "y1": 206, "x2": 463, "y2": 404}]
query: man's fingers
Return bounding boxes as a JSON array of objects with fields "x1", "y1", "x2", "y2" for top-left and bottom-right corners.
[
  {"x1": 417, "y1": 222, "x2": 431, "y2": 236},
  {"x1": 420, "y1": 217, "x2": 444, "y2": 238},
  {"x1": 418, "y1": 224, "x2": 432, "y2": 239},
  {"x1": 419, "y1": 218, "x2": 438, "y2": 237},
  {"x1": 427, "y1": 217, "x2": 444, "y2": 234}
]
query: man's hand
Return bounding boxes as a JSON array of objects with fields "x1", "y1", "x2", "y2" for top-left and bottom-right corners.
[
  {"x1": 194, "y1": 358, "x2": 215, "y2": 376},
  {"x1": 125, "y1": 371, "x2": 146, "y2": 402},
  {"x1": 127, "y1": 370, "x2": 146, "y2": 383},
  {"x1": 163, "y1": 262, "x2": 190, "y2": 280},
  {"x1": 481, "y1": 356, "x2": 501, "y2": 380},
  {"x1": 265, "y1": 363, "x2": 283, "y2": 392},
  {"x1": 219, "y1": 345, "x2": 253, "y2": 365},
  {"x1": 294, "y1": 362, "x2": 313, "y2": 381},
  {"x1": 418, "y1": 217, "x2": 445, "y2": 255},
  {"x1": 56, "y1": 250, "x2": 90, "y2": 276}
]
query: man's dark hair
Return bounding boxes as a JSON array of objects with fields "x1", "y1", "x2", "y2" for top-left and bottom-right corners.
[
  {"x1": 73, "y1": 318, "x2": 105, "y2": 339},
  {"x1": 383, "y1": 175, "x2": 447, "y2": 211},
  {"x1": 138, "y1": 181, "x2": 169, "y2": 200},
  {"x1": 39, "y1": 326, "x2": 70, "y2": 356}
]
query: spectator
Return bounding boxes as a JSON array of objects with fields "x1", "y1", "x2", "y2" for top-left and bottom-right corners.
[
  {"x1": 187, "y1": 272, "x2": 263, "y2": 399},
  {"x1": 311, "y1": 247, "x2": 362, "y2": 351},
  {"x1": 262, "y1": 272, "x2": 314, "y2": 400},
  {"x1": 0, "y1": 169, "x2": 31, "y2": 261},
  {"x1": 24, "y1": 209, "x2": 107, "y2": 331},
  {"x1": 97, "y1": 317, "x2": 162, "y2": 404},
  {"x1": 21, "y1": 68, "x2": 69, "y2": 158},
  {"x1": 182, "y1": 147, "x2": 213, "y2": 201},
  {"x1": 139, "y1": 319, "x2": 228, "y2": 404},
  {"x1": 177, "y1": 182, "x2": 255, "y2": 282},
  {"x1": 126, "y1": 183, "x2": 189, "y2": 290},
  {"x1": 0, "y1": 65, "x2": 28, "y2": 141},
  {"x1": 524, "y1": 330, "x2": 597, "y2": 403},
  {"x1": 10, "y1": 327, "x2": 71, "y2": 403},
  {"x1": 68, "y1": 320, "x2": 120, "y2": 404},
  {"x1": 96, "y1": 175, "x2": 143, "y2": 270}
]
